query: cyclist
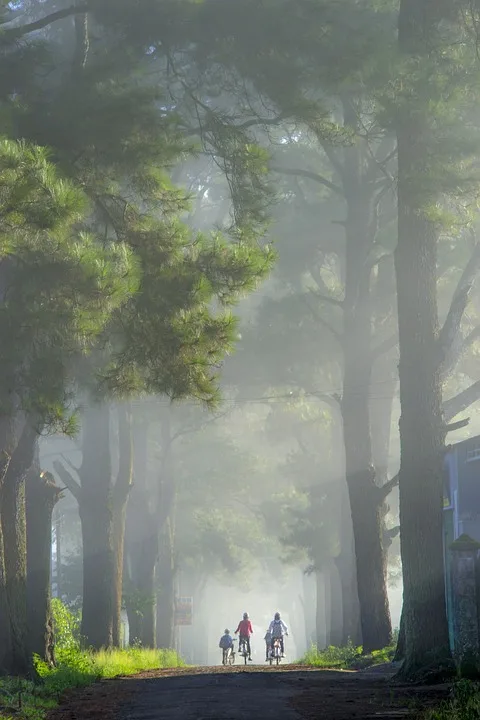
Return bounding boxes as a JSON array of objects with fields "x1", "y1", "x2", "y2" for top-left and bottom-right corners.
[
  {"x1": 235, "y1": 612, "x2": 253, "y2": 661},
  {"x1": 264, "y1": 627, "x2": 272, "y2": 661},
  {"x1": 219, "y1": 628, "x2": 234, "y2": 665},
  {"x1": 268, "y1": 612, "x2": 288, "y2": 657}
]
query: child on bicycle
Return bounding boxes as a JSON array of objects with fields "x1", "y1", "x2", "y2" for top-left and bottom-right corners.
[
  {"x1": 264, "y1": 628, "x2": 272, "y2": 661},
  {"x1": 219, "y1": 629, "x2": 234, "y2": 664},
  {"x1": 235, "y1": 612, "x2": 253, "y2": 661}
]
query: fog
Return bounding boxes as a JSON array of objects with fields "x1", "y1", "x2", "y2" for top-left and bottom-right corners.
[{"x1": 2, "y1": 0, "x2": 480, "y2": 675}]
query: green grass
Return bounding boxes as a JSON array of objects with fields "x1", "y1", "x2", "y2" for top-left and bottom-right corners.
[
  {"x1": 0, "y1": 647, "x2": 184, "y2": 720},
  {"x1": 298, "y1": 640, "x2": 396, "y2": 670},
  {"x1": 93, "y1": 647, "x2": 183, "y2": 678},
  {"x1": 425, "y1": 680, "x2": 480, "y2": 720}
]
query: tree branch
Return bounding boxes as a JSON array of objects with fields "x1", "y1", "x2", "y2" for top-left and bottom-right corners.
[
  {"x1": 444, "y1": 380, "x2": 480, "y2": 422},
  {"x1": 377, "y1": 473, "x2": 399, "y2": 502},
  {"x1": 269, "y1": 165, "x2": 343, "y2": 197},
  {"x1": 444, "y1": 417, "x2": 470, "y2": 433},
  {"x1": 384, "y1": 524, "x2": 400, "y2": 548},
  {"x1": 438, "y1": 239, "x2": 480, "y2": 374},
  {"x1": 2, "y1": 5, "x2": 88, "y2": 43},
  {"x1": 52, "y1": 460, "x2": 81, "y2": 502}
]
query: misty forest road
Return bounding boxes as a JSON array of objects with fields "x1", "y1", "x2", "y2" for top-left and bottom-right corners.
[{"x1": 50, "y1": 665, "x2": 450, "y2": 720}]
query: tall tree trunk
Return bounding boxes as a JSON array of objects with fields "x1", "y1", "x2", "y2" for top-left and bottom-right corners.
[
  {"x1": 79, "y1": 404, "x2": 114, "y2": 650},
  {"x1": 315, "y1": 570, "x2": 327, "y2": 648},
  {"x1": 301, "y1": 571, "x2": 316, "y2": 649},
  {"x1": 26, "y1": 454, "x2": 61, "y2": 666},
  {"x1": 112, "y1": 404, "x2": 133, "y2": 647},
  {"x1": 55, "y1": 511, "x2": 62, "y2": 599},
  {"x1": 335, "y1": 485, "x2": 361, "y2": 646},
  {"x1": 328, "y1": 561, "x2": 343, "y2": 647},
  {"x1": 1, "y1": 419, "x2": 39, "y2": 676},
  {"x1": 0, "y1": 444, "x2": 12, "y2": 672},
  {"x1": 124, "y1": 415, "x2": 159, "y2": 647},
  {"x1": 342, "y1": 159, "x2": 392, "y2": 650},
  {"x1": 156, "y1": 522, "x2": 175, "y2": 649},
  {"x1": 139, "y1": 560, "x2": 156, "y2": 648},
  {"x1": 125, "y1": 488, "x2": 158, "y2": 647},
  {"x1": 394, "y1": 604, "x2": 406, "y2": 662},
  {"x1": 394, "y1": 0, "x2": 452, "y2": 678},
  {"x1": 155, "y1": 408, "x2": 176, "y2": 648}
]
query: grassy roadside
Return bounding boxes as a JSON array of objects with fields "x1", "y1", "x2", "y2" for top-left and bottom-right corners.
[
  {"x1": 0, "y1": 647, "x2": 184, "y2": 720},
  {"x1": 297, "y1": 640, "x2": 396, "y2": 670},
  {"x1": 0, "y1": 598, "x2": 185, "y2": 720},
  {"x1": 425, "y1": 679, "x2": 480, "y2": 720}
]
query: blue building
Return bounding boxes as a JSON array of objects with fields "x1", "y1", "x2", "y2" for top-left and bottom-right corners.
[{"x1": 443, "y1": 435, "x2": 480, "y2": 649}]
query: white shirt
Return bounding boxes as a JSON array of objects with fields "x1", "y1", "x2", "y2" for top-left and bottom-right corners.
[{"x1": 268, "y1": 619, "x2": 288, "y2": 637}]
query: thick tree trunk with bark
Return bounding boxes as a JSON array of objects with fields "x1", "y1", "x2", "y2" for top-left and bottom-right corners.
[
  {"x1": 0, "y1": 446, "x2": 12, "y2": 672},
  {"x1": 26, "y1": 458, "x2": 62, "y2": 666},
  {"x1": 334, "y1": 484, "x2": 361, "y2": 646},
  {"x1": 1, "y1": 419, "x2": 39, "y2": 676},
  {"x1": 394, "y1": 604, "x2": 406, "y2": 662},
  {"x1": 125, "y1": 486, "x2": 158, "y2": 646},
  {"x1": 394, "y1": 0, "x2": 453, "y2": 678},
  {"x1": 341, "y1": 150, "x2": 392, "y2": 651},
  {"x1": 79, "y1": 404, "x2": 114, "y2": 650},
  {"x1": 124, "y1": 417, "x2": 158, "y2": 647}
]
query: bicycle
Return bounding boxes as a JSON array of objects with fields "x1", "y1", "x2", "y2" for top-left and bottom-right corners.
[
  {"x1": 222, "y1": 639, "x2": 236, "y2": 666},
  {"x1": 238, "y1": 636, "x2": 249, "y2": 665},
  {"x1": 269, "y1": 637, "x2": 285, "y2": 666}
]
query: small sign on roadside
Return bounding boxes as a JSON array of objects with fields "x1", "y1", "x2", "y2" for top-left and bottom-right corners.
[{"x1": 175, "y1": 596, "x2": 193, "y2": 626}]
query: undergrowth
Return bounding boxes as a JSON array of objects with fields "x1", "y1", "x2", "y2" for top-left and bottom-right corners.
[
  {"x1": 298, "y1": 639, "x2": 396, "y2": 669},
  {"x1": 0, "y1": 601, "x2": 184, "y2": 720},
  {"x1": 426, "y1": 679, "x2": 480, "y2": 720}
]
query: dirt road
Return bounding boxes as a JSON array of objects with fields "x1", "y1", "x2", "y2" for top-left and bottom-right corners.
[{"x1": 49, "y1": 665, "x2": 450, "y2": 720}]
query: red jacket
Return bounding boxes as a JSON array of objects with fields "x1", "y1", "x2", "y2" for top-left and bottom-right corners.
[{"x1": 235, "y1": 619, "x2": 253, "y2": 637}]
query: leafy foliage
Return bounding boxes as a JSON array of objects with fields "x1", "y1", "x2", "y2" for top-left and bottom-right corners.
[
  {"x1": 0, "y1": 137, "x2": 136, "y2": 428},
  {"x1": 298, "y1": 639, "x2": 397, "y2": 669}
]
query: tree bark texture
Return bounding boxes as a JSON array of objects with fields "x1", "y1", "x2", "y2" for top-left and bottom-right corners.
[
  {"x1": 112, "y1": 404, "x2": 133, "y2": 647},
  {"x1": 315, "y1": 570, "x2": 328, "y2": 648},
  {"x1": 1, "y1": 420, "x2": 38, "y2": 676},
  {"x1": 394, "y1": 0, "x2": 453, "y2": 678},
  {"x1": 334, "y1": 485, "x2": 361, "y2": 646},
  {"x1": 341, "y1": 139, "x2": 392, "y2": 650},
  {"x1": 79, "y1": 404, "x2": 114, "y2": 650},
  {"x1": 156, "y1": 522, "x2": 175, "y2": 649},
  {"x1": 0, "y1": 447, "x2": 12, "y2": 672},
  {"x1": 26, "y1": 457, "x2": 62, "y2": 666}
]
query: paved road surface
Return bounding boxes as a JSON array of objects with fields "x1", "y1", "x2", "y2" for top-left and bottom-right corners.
[
  {"x1": 121, "y1": 668, "x2": 302, "y2": 719},
  {"x1": 49, "y1": 664, "x2": 450, "y2": 720}
]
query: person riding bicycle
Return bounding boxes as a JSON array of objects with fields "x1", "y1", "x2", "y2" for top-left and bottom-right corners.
[
  {"x1": 268, "y1": 612, "x2": 288, "y2": 657},
  {"x1": 219, "y1": 628, "x2": 234, "y2": 663},
  {"x1": 264, "y1": 628, "x2": 272, "y2": 661},
  {"x1": 235, "y1": 612, "x2": 253, "y2": 661}
]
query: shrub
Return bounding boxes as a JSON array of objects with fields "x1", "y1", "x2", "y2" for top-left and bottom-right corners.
[
  {"x1": 426, "y1": 680, "x2": 480, "y2": 720},
  {"x1": 298, "y1": 640, "x2": 396, "y2": 669}
]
